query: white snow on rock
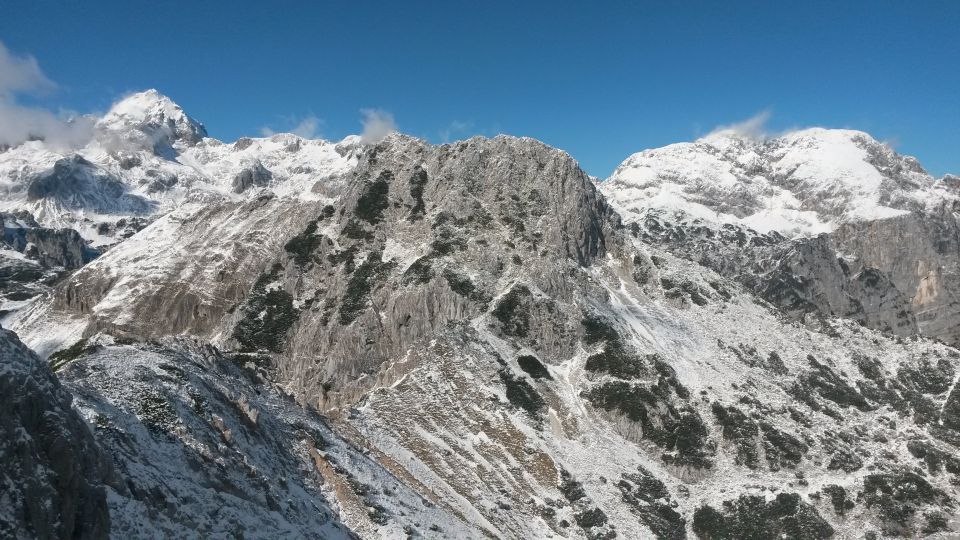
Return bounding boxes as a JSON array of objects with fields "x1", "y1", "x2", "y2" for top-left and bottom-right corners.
[
  {"x1": 0, "y1": 90, "x2": 359, "y2": 247},
  {"x1": 602, "y1": 127, "x2": 956, "y2": 236}
]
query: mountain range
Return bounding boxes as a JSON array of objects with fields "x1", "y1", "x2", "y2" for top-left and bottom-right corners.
[{"x1": 2, "y1": 90, "x2": 959, "y2": 539}]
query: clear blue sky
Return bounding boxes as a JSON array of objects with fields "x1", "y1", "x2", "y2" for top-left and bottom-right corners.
[{"x1": 2, "y1": 0, "x2": 958, "y2": 177}]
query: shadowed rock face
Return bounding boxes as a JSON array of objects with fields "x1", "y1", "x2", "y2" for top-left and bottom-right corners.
[
  {"x1": 629, "y1": 212, "x2": 919, "y2": 338},
  {"x1": 2, "y1": 212, "x2": 99, "y2": 270},
  {"x1": 0, "y1": 329, "x2": 111, "y2": 540},
  {"x1": 232, "y1": 160, "x2": 273, "y2": 193},
  {"x1": 0, "y1": 211, "x2": 100, "y2": 313},
  {"x1": 833, "y1": 202, "x2": 960, "y2": 346},
  {"x1": 24, "y1": 155, "x2": 155, "y2": 215},
  {"x1": 48, "y1": 336, "x2": 474, "y2": 539}
]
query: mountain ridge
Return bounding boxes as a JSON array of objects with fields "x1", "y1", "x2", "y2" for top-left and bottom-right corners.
[{"x1": 602, "y1": 127, "x2": 957, "y2": 237}]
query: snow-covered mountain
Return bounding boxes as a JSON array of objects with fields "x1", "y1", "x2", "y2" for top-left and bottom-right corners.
[
  {"x1": 0, "y1": 90, "x2": 359, "y2": 247},
  {"x1": 602, "y1": 128, "x2": 957, "y2": 236},
  {"x1": 602, "y1": 130, "x2": 960, "y2": 347},
  {"x1": 2, "y1": 92, "x2": 960, "y2": 539}
]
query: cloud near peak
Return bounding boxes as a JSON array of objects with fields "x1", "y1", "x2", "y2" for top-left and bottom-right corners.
[
  {"x1": 260, "y1": 115, "x2": 323, "y2": 139},
  {"x1": 705, "y1": 110, "x2": 772, "y2": 141},
  {"x1": 0, "y1": 41, "x2": 96, "y2": 149},
  {"x1": 359, "y1": 108, "x2": 397, "y2": 144}
]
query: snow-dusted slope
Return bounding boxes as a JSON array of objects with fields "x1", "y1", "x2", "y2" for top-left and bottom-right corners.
[
  {"x1": 602, "y1": 128, "x2": 956, "y2": 236},
  {"x1": 50, "y1": 334, "x2": 479, "y2": 539}
]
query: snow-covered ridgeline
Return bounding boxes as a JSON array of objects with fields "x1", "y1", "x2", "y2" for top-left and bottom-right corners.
[{"x1": 602, "y1": 127, "x2": 957, "y2": 236}]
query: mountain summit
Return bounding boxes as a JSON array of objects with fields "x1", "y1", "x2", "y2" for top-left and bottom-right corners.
[
  {"x1": 603, "y1": 127, "x2": 954, "y2": 236},
  {"x1": 96, "y1": 89, "x2": 208, "y2": 147}
]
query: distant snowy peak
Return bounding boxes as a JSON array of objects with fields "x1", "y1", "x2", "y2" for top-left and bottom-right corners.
[
  {"x1": 603, "y1": 127, "x2": 955, "y2": 236},
  {"x1": 0, "y1": 90, "x2": 361, "y2": 242},
  {"x1": 96, "y1": 89, "x2": 208, "y2": 147}
]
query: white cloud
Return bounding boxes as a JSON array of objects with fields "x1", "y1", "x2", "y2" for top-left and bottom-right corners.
[
  {"x1": 439, "y1": 120, "x2": 472, "y2": 143},
  {"x1": 259, "y1": 115, "x2": 322, "y2": 139},
  {"x1": 706, "y1": 110, "x2": 772, "y2": 140},
  {"x1": 0, "y1": 41, "x2": 96, "y2": 149},
  {"x1": 359, "y1": 108, "x2": 397, "y2": 144},
  {"x1": 0, "y1": 41, "x2": 54, "y2": 97},
  {"x1": 290, "y1": 116, "x2": 320, "y2": 138},
  {"x1": 0, "y1": 102, "x2": 96, "y2": 148}
]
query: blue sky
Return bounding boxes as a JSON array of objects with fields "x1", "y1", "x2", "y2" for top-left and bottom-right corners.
[{"x1": 1, "y1": 0, "x2": 958, "y2": 176}]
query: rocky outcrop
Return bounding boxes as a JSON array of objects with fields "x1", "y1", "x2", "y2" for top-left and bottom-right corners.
[
  {"x1": 0, "y1": 329, "x2": 111, "y2": 539},
  {"x1": 46, "y1": 194, "x2": 320, "y2": 342},
  {"x1": 24, "y1": 156, "x2": 154, "y2": 215},
  {"x1": 629, "y1": 211, "x2": 918, "y2": 338},
  {"x1": 2, "y1": 212, "x2": 98, "y2": 269},
  {"x1": 254, "y1": 135, "x2": 622, "y2": 400},
  {"x1": 0, "y1": 211, "x2": 99, "y2": 314},
  {"x1": 833, "y1": 202, "x2": 960, "y2": 345},
  {"x1": 231, "y1": 160, "x2": 273, "y2": 193}
]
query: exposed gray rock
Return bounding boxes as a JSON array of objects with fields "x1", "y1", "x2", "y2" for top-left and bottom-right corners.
[
  {"x1": 0, "y1": 212, "x2": 100, "y2": 314},
  {"x1": 49, "y1": 193, "x2": 319, "y2": 343},
  {"x1": 232, "y1": 160, "x2": 273, "y2": 193},
  {"x1": 0, "y1": 328, "x2": 111, "y2": 539},
  {"x1": 630, "y1": 211, "x2": 918, "y2": 338},
  {"x1": 2, "y1": 213, "x2": 98, "y2": 270},
  {"x1": 24, "y1": 156, "x2": 155, "y2": 215},
  {"x1": 833, "y1": 202, "x2": 960, "y2": 345},
  {"x1": 233, "y1": 137, "x2": 255, "y2": 151},
  {"x1": 264, "y1": 135, "x2": 621, "y2": 400}
]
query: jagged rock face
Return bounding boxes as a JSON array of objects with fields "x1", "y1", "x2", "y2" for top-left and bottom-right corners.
[
  {"x1": 1, "y1": 211, "x2": 98, "y2": 269},
  {"x1": 25, "y1": 156, "x2": 155, "y2": 216},
  {"x1": 49, "y1": 335, "x2": 478, "y2": 538},
  {"x1": 231, "y1": 160, "x2": 273, "y2": 193},
  {"x1": 627, "y1": 210, "x2": 918, "y2": 338},
  {"x1": 0, "y1": 329, "x2": 111, "y2": 540},
  {"x1": 234, "y1": 135, "x2": 622, "y2": 401},
  {"x1": 341, "y1": 244, "x2": 960, "y2": 538},
  {"x1": 0, "y1": 211, "x2": 99, "y2": 323},
  {"x1": 833, "y1": 203, "x2": 960, "y2": 346},
  {"x1": 603, "y1": 129, "x2": 960, "y2": 347}
]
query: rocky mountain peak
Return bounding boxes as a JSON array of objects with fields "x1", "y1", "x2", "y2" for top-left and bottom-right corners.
[{"x1": 96, "y1": 89, "x2": 207, "y2": 150}]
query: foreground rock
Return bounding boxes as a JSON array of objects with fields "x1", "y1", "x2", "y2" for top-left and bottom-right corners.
[
  {"x1": 52, "y1": 335, "x2": 480, "y2": 539},
  {"x1": 0, "y1": 328, "x2": 111, "y2": 539}
]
